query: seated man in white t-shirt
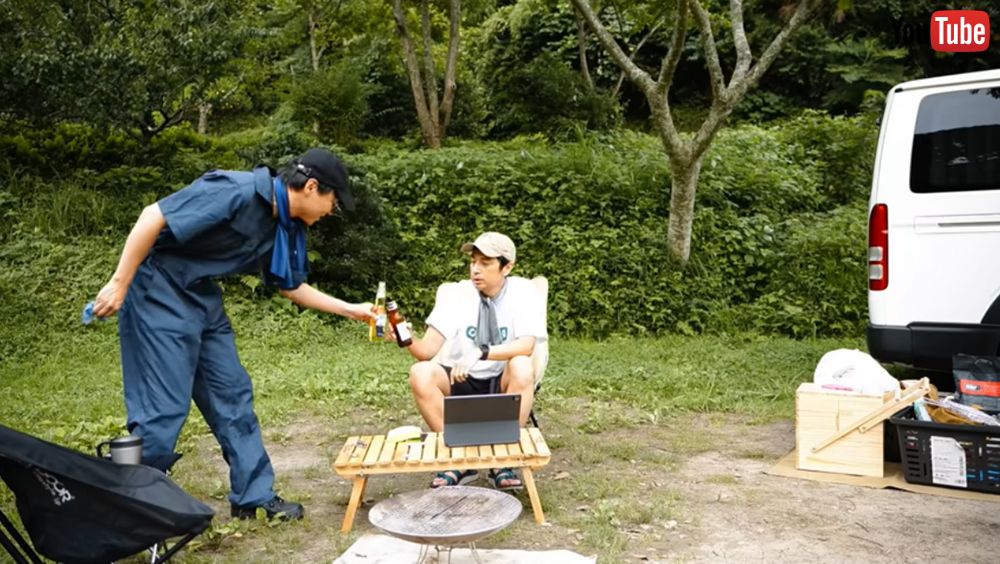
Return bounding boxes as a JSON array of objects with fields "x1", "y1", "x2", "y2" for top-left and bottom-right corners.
[{"x1": 401, "y1": 232, "x2": 545, "y2": 490}]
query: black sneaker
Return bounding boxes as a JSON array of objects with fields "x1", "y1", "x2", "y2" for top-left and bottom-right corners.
[{"x1": 231, "y1": 495, "x2": 305, "y2": 521}]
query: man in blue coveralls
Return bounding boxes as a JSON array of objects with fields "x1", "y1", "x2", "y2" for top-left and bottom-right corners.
[{"x1": 89, "y1": 148, "x2": 374, "y2": 521}]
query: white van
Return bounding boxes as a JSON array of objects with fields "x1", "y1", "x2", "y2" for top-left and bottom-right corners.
[{"x1": 868, "y1": 69, "x2": 1000, "y2": 372}]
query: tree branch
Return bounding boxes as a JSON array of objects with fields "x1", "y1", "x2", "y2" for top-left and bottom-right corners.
[
  {"x1": 738, "y1": 0, "x2": 821, "y2": 97},
  {"x1": 573, "y1": 4, "x2": 594, "y2": 92},
  {"x1": 729, "y1": 0, "x2": 752, "y2": 83},
  {"x1": 419, "y1": 0, "x2": 440, "y2": 128},
  {"x1": 391, "y1": 0, "x2": 435, "y2": 142},
  {"x1": 613, "y1": 20, "x2": 662, "y2": 98},
  {"x1": 569, "y1": 0, "x2": 656, "y2": 96},
  {"x1": 688, "y1": 0, "x2": 725, "y2": 103},
  {"x1": 655, "y1": 0, "x2": 688, "y2": 98},
  {"x1": 308, "y1": 12, "x2": 321, "y2": 72},
  {"x1": 439, "y1": 0, "x2": 461, "y2": 132}
]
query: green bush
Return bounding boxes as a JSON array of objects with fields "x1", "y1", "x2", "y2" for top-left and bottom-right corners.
[
  {"x1": 777, "y1": 110, "x2": 878, "y2": 206},
  {"x1": 708, "y1": 203, "x2": 868, "y2": 338},
  {"x1": 289, "y1": 59, "x2": 374, "y2": 147},
  {"x1": 0, "y1": 114, "x2": 878, "y2": 340},
  {"x1": 472, "y1": 3, "x2": 620, "y2": 137}
]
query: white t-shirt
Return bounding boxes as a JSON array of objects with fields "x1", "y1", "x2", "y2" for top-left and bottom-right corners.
[{"x1": 426, "y1": 276, "x2": 546, "y2": 380}]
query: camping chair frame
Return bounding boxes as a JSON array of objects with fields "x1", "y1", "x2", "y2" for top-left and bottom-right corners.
[
  {"x1": 0, "y1": 424, "x2": 214, "y2": 564},
  {"x1": 0, "y1": 504, "x2": 202, "y2": 564}
]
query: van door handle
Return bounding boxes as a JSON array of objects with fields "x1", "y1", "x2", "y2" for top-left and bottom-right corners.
[
  {"x1": 915, "y1": 214, "x2": 1000, "y2": 233},
  {"x1": 937, "y1": 220, "x2": 1000, "y2": 228}
]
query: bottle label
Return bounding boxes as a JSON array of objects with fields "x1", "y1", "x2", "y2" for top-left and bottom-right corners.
[
  {"x1": 396, "y1": 322, "x2": 413, "y2": 342},
  {"x1": 376, "y1": 313, "x2": 386, "y2": 337}
]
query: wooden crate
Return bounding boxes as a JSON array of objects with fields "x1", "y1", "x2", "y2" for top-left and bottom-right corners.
[{"x1": 795, "y1": 383, "x2": 895, "y2": 477}]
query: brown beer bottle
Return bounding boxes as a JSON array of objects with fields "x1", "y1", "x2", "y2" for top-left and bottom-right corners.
[{"x1": 386, "y1": 300, "x2": 413, "y2": 347}]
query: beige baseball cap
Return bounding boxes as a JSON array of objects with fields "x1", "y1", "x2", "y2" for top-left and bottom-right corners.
[{"x1": 461, "y1": 232, "x2": 516, "y2": 263}]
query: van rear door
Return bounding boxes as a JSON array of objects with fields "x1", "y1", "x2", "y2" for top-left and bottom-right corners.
[{"x1": 874, "y1": 85, "x2": 1000, "y2": 326}]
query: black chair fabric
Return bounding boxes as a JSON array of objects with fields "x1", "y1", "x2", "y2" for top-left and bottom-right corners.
[{"x1": 0, "y1": 424, "x2": 214, "y2": 564}]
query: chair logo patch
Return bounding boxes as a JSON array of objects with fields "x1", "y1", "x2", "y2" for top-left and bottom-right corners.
[{"x1": 33, "y1": 468, "x2": 74, "y2": 506}]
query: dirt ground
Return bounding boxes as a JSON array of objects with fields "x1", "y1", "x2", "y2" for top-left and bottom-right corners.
[{"x1": 188, "y1": 414, "x2": 1000, "y2": 563}]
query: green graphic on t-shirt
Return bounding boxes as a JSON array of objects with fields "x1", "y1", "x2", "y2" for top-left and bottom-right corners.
[{"x1": 465, "y1": 326, "x2": 509, "y2": 341}]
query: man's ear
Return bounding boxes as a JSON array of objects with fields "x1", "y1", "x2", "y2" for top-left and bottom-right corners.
[
  {"x1": 305, "y1": 178, "x2": 319, "y2": 193},
  {"x1": 502, "y1": 262, "x2": 515, "y2": 277}
]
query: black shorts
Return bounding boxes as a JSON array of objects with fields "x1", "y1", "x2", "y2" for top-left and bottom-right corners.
[{"x1": 441, "y1": 365, "x2": 501, "y2": 396}]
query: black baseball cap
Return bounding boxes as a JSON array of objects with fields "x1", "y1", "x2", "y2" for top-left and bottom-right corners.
[{"x1": 295, "y1": 147, "x2": 355, "y2": 211}]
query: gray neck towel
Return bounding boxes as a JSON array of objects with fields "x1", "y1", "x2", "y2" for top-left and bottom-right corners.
[{"x1": 476, "y1": 281, "x2": 507, "y2": 347}]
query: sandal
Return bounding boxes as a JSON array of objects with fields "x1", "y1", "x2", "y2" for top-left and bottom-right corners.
[
  {"x1": 431, "y1": 469, "x2": 478, "y2": 488},
  {"x1": 488, "y1": 468, "x2": 523, "y2": 492}
]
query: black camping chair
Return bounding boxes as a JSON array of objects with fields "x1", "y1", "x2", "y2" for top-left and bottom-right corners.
[{"x1": 0, "y1": 424, "x2": 214, "y2": 564}]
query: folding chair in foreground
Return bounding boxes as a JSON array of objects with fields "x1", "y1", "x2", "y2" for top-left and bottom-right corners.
[{"x1": 0, "y1": 424, "x2": 214, "y2": 564}]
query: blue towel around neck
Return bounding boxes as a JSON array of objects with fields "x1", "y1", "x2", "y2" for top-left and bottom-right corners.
[{"x1": 269, "y1": 177, "x2": 308, "y2": 289}]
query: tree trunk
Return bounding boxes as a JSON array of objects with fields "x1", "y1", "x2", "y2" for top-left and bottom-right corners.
[
  {"x1": 197, "y1": 103, "x2": 211, "y2": 134},
  {"x1": 419, "y1": 0, "x2": 440, "y2": 132},
  {"x1": 574, "y1": 7, "x2": 594, "y2": 92},
  {"x1": 438, "y1": 0, "x2": 461, "y2": 134},
  {"x1": 308, "y1": 11, "x2": 321, "y2": 136},
  {"x1": 391, "y1": 0, "x2": 451, "y2": 149},
  {"x1": 570, "y1": 0, "x2": 820, "y2": 267},
  {"x1": 665, "y1": 154, "x2": 704, "y2": 265}
]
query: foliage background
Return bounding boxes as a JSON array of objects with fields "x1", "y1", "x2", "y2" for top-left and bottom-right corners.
[
  {"x1": 1, "y1": 0, "x2": 996, "y2": 352},
  {"x1": 0, "y1": 111, "x2": 876, "y2": 353}
]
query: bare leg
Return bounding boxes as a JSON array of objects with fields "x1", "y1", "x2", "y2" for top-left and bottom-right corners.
[
  {"x1": 408, "y1": 361, "x2": 451, "y2": 433},
  {"x1": 500, "y1": 356, "x2": 535, "y2": 426},
  {"x1": 492, "y1": 356, "x2": 534, "y2": 489}
]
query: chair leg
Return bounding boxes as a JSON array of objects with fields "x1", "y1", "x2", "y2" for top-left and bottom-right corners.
[
  {"x1": 529, "y1": 383, "x2": 541, "y2": 428},
  {"x1": 0, "y1": 530, "x2": 30, "y2": 564},
  {"x1": 151, "y1": 531, "x2": 201, "y2": 564},
  {"x1": 0, "y1": 509, "x2": 41, "y2": 564}
]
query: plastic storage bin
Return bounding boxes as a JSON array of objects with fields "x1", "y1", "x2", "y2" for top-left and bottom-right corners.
[{"x1": 890, "y1": 406, "x2": 1000, "y2": 493}]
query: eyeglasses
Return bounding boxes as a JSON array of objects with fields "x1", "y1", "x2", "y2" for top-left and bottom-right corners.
[{"x1": 297, "y1": 162, "x2": 341, "y2": 213}]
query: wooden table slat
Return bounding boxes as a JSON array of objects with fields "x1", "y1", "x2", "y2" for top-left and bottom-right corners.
[
  {"x1": 507, "y1": 441, "x2": 523, "y2": 460},
  {"x1": 362, "y1": 435, "x2": 386, "y2": 467},
  {"x1": 436, "y1": 433, "x2": 450, "y2": 462},
  {"x1": 334, "y1": 435, "x2": 360, "y2": 467},
  {"x1": 493, "y1": 443, "x2": 509, "y2": 459},
  {"x1": 528, "y1": 427, "x2": 550, "y2": 457},
  {"x1": 391, "y1": 441, "x2": 408, "y2": 466},
  {"x1": 519, "y1": 429, "x2": 537, "y2": 458},
  {"x1": 377, "y1": 436, "x2": 396, "y2": 466},
  {"x1": 420, "y1": 433, "x2": 436, "y2": 464},
  {"x1": 348, "y1": 436, "x2": 372, "y2": 468}
]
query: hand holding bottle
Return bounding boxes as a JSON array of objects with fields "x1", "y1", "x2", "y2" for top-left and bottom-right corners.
[
  {"x1": 386, "y1": 300, "x2": 413, "y2": 347},
  {"x1": 369, "y1": 282, "x2": 387, "y2": 342}
]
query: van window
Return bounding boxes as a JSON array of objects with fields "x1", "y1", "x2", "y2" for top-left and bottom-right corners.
[{"x1": 910, "y1": 88, "x2": 1000, "y2": 193}]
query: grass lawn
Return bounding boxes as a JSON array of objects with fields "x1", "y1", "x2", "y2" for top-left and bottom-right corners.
[{"x1": 0, "y1": 310, "x2": 863, "y2": 562}]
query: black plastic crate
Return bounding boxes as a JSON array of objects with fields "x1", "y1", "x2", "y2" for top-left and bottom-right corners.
[{"x1": 889, "y1": 406, "x2": 1000, "y2": 493}]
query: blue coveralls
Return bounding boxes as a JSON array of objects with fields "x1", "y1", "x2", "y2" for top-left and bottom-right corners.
[{"x1": 118, "y1": 166, "x2": 302, "y2": 507}]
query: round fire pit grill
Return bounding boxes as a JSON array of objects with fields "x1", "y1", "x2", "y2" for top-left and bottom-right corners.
[{"x1": 368, "y1": 485, "x2": 522, "y2": 563}]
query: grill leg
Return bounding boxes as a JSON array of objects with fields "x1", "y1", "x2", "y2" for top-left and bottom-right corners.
[{"x1": 468, "y1": 542, "x2": 484, "y2": 564}]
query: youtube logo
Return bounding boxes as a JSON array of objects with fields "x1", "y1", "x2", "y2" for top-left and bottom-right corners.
[{"x1": 930, "y1": 10, "x2": 990, "y2": 52}]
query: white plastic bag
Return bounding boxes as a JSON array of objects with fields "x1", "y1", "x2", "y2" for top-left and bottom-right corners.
[{"x1": 813, "y1": 349, "x2": 899, "y2": 395}]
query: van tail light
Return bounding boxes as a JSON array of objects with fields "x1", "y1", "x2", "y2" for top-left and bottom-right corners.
[{"x1": 869, "y1": 203, "x2": 888, "y2": 291}]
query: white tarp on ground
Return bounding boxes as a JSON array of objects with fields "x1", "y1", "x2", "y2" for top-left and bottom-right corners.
[{"x1": 334, "y1": 534, "x2": 597, "y2": 564}]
